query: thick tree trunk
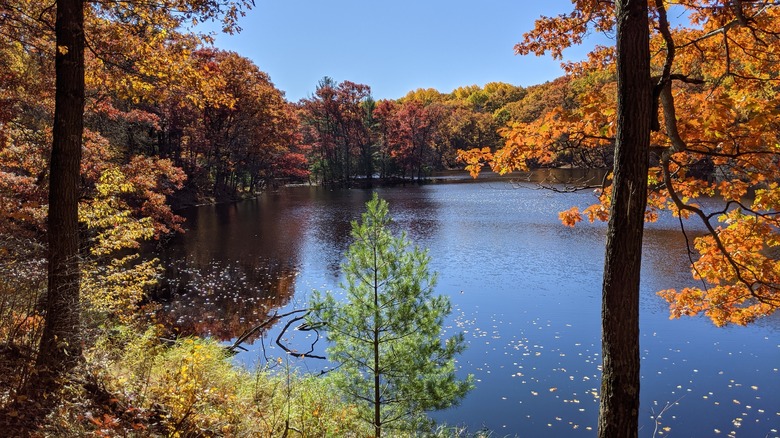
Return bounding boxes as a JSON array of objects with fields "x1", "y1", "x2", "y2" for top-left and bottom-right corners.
[
  {"x1": 37, "y1": 0, "x2": 85, "y2": 376},
  {"x1": 597, "y1": 1, "x2": 651, "y2": 437}
]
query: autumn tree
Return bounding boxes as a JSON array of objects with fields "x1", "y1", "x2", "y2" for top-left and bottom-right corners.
[
  {"x1": 400, "y1": 83, "x2": 519, "y2": 170},
  {"x1": 299, "y1": 77, "x2": 372, "y2": 185},
  {"x1": 30, "y1": 0, "x2": 253, "y2": 381},
  {"x1": 399, "y1": 87, "x2": 446, "y2": 106},
  {"x1": 373, "y1": 98, "x2": 445, "y2": 179},
  {"x1": 459, "y1": 0, "x2": 780, "y2": 435},
  {"x1": 385, "y1": 100, "x2": 441, "y2": 180},
  {"x1": 0, "y1": 1, "x2": 54, "y2": 242},
  {"x1": 79, "y1": 164, "x2": 185, "y2": 324},
  {"x1": 372, "y1": 99, "x2": 401, "y2": 179},
  {"x1": 648, "y1": 2, "x2": 780, "y2": 326},
  {"x1": 597, "y1": 1, "x2": 651, "y2": 436},
  {"x1": 462, "y1": 1, "x2": 780, "y2": 324},
  {"x1": 308, "y1": 194, "x2": 472, "y2": 437},
  {"x1": 177, "y1": 49, "x2": 305, "y2": 196},
  {"x1": 481, "y1": 82, "x2": 527, "y2": 115},
  {"x1": 437, "y1": 101, "x2": 499, "y2": 169}
]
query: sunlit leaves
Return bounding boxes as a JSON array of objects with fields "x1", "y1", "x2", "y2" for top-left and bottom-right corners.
[
  {"x1": 457, "y1": 147, "x2": 493, "y2": 178},
  {"x1": 661, "y1": 208, "x2": 780, "y2": 327},
  {"x1": 476, "y1": 1, "x2": 780, "y2": 326},
  {"x1": 515, "y1": 0, "x2": 615, "y2": 59},
  {"x1": 79, "y1": 166, "x2": 163, "y2": 321},
  {"x1": 558, "y1": 207, "x2": 583, "y2": 227}
]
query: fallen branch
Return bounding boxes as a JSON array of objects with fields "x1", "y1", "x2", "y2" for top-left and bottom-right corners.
[
  {"x1": 226, "y1": 309, "x2": 311, "y2": 356},
  {"x1": 275, "y1": 313, "x2": 326, "y2": 360}
]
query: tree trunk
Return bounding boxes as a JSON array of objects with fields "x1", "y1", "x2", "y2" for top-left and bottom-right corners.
[
  {"x1": 373, "y1": 242, "x2": 381, "y2": 438},
  {"x1": 597, "y1": 1, "x2": 650, "y2": 437},
  {"x1": 37, "y1": 0, "x2": 85, "y2": 376}
]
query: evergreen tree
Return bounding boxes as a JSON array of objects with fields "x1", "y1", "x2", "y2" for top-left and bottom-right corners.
[{"x1": 309, "y1": 193, "x2": 472, "y2": 437}]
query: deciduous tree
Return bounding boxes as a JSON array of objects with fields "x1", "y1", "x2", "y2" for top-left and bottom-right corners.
[
  {"x1": 461, "y1": 1, "x2": 780, "y2": 327},
  {"x1": 387, "y1": 101, "x2": 440, "y2": 180},
  {"x1": 35, "y1": 0, "x2": 253, "y2": 381},
  {"x1": 299, "y1": 78, "x2": 372, "y2": 185},
  {"x1": 459, "y1": 0, "x2": 780, "y2": 435}
]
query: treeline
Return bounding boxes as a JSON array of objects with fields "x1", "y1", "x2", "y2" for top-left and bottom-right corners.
[
  {"x1": 299, "y1": 78, "x2": 514, "y2": 185},
  {"x1": 2, "y1": 12, "x2": 305, "y2": 234},
  {"x1": 298, "y1": 73, "x2": 621, "y2": 186},
  {"x1": 3, "y1": 0, "x2": 602, "y2": 218}
]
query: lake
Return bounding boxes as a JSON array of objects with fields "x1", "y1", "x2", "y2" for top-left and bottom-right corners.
[{"x1": 152, "y1": 171, "x2": 780, "y2": 437}]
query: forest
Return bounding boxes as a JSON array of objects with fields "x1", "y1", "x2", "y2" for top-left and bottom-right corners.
[{"x1": 1, "y1": 0, "x2": 780, "y2": 436}]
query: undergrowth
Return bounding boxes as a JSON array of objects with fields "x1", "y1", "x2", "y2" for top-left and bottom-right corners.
[
  {"x1": 37, "y1": 326, "x2": 370, "y2": 437},
  {"x1": 0, "y1": 237, "x2": 487, "y2": 436},
  {"x1": 1, "y1": 325, "x2": 491, "y2": 436}
]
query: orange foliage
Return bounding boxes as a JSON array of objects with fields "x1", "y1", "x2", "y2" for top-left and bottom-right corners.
[{"x1": 463, "y1": 1, "x2": 780, "y2": 326}]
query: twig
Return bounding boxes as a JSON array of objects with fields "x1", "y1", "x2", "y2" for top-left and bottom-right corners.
[
  {"x1": 226, "y1": 309, "x2": 309, "y2": 355},
  {"x1": 651, "y1": 396, "x2": 684, "y2": 438},
  {"x1": 275, "y1": 314, "x2": 326, "y2": 360}
]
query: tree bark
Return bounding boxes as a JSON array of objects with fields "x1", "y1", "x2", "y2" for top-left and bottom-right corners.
[
  {"x1": 373, "y1": 240, "x2": 381, "y2": 438},
  {"x1": 37, "y1": 0, "x2": 85, "y2": 376},
  {"x1": 597, "y1": 1, "x2": 651, "y2": 437}
]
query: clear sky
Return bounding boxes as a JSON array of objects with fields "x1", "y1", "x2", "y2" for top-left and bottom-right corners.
[{"x1": 203, "y1": 0, "x2": 608, "y2": 102}]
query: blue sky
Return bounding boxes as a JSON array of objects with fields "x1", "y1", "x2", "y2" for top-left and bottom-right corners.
[{"x1": 203, "y1": 1, "x2": 609, "y2": 102}]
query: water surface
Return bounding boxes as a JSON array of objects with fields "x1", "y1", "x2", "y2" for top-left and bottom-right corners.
[{"x1": 153, "y1": 172, "x2": 780, "y2": 437}]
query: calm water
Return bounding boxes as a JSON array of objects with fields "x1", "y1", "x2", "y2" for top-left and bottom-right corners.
[{"x1": 153, "y1": 171, "x2": 780, "y2": 437}]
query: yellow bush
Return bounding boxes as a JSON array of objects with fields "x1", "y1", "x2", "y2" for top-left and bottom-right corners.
[{"x1": 106, "y1": 330, "x2": 367, "y2": 437}]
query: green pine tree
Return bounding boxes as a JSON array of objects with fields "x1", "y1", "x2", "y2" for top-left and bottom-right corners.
[{"x1": 309, "y1": 193, "x2": 472, "y2": 437}]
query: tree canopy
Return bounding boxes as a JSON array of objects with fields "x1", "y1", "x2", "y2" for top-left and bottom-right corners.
[{"x1": 459, "y1": 0, "x2": 780, "y2": 327}]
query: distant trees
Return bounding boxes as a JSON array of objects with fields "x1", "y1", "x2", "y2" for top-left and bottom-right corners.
[
  {"x1": 177, "y1": 49, "x2": 306, "y2": 196},
  {"x1": 298, "y1": 78, "x2": 530, "y2": 185},
  {"x1": 380, "y1": 100, "x2": 440, "y2": 180},
  {"x1": 308, "y1": 194, "x2": 472, "y2": 436},
  {"x1": 298, "y1": 78, "x2": 372, "y2": 185}
]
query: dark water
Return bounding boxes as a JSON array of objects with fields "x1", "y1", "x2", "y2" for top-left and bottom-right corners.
[{"x1": 153, "y1": 171, "x2": 780, "y2": 437}]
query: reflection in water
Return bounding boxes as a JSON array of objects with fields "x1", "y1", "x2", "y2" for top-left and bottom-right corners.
[
  {"x1": 305, "y1": 186, "x2": 443, "y2": 279},
  {"x1": 307, "y1": 189, "x2": 368, "y2": 279},
  {"x1": 152, "y1": 191, "x2": 310, "y2": 340},
  {"x1": 154, "y1": 258, "x2": 296, "y2": 341},
  {"x1": 154, "y1": 172, "x2": 780, "y2": 437}
]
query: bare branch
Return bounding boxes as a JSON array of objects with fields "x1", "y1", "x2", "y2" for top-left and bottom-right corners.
[
  {"x1": 275, "y1": 313, "x2": 326, "y2": 360},
  {"x1": 226, "y1": 309, "x2": 314, "y2": 356}
]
